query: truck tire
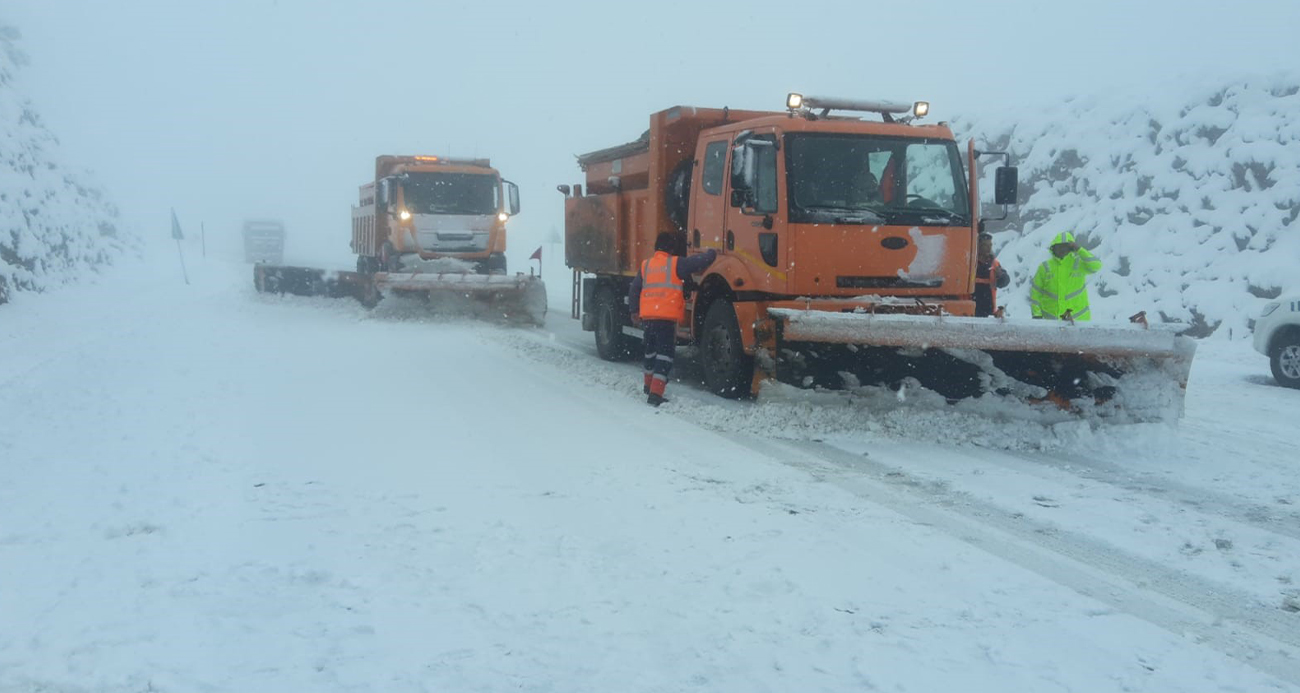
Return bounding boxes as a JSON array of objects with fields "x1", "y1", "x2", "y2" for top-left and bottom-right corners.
[
  {"x1": 381, "y1": 241, "x2": 402, "y2": 272},
  {"x1": 356, "y1": 255, "x2": 380, "y2": 275},
  {"x1": 357, "y1": 280, "x2": 382, "y2": 310},
  {"x1": 700, "y1": 300, "x2": 754, "y2": 398},
  {"x1": 594, "y1": 287, "x2": 636, "y2": 361},
  {"x1": 1271, "y1": 329, "x2": 1300, "y2": 389},
  {"x1": 484, "y1": 253, "x2": 508, "y2": 275},
  {"x1": 665, "y1": 159, "x2": 692, "y2": 231}
]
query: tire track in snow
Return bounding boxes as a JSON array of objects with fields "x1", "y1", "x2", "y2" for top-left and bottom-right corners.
[
  {"x1": 742, "y1": 437, "x2": 1300, "y2": 688},
  {"x1": 504, "y1": 322, "x2": 1300, "y2": 685},
  {"x1": 981, "y1": 448, "x2": 1300, "y2": 542},
  {"x1": 524, "y1": 320, "x2": 1300, "y2": 535}
]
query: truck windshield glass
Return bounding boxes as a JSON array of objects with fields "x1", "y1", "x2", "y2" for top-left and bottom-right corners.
[
  {"x1": 401, "y1": 172, "x2": 500, "y2": 215},
  {"x1": 786, "y1": 134, "x2": 968, "y2": 225}
]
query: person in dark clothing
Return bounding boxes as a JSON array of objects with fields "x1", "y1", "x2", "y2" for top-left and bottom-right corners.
[
  {"x1": 628, "y1": 232, "x2": 718, "y2": 406},
  {"x1": 974, "y1": 232, "x2": 1010, "y2": 317}
]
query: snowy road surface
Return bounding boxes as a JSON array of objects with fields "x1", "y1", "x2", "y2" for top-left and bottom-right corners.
[{"x1": 2, "y1": 258, "x2": 1299, "y2": 692}]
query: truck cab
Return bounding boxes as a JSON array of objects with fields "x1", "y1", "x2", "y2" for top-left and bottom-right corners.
[
  {"x1": 352, "y1": 155, "x2": 521, "y2": 274},
  {"x1": 687, "y1": 110, "x2": 977, "y2": 311}
]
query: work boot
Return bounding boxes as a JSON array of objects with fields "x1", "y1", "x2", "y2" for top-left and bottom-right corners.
[
  {"x1": 647, "y1": 393, "x2": 669, "y2": 407},
  {"x1": 644, "y1": 384, "x2": 650, "y2": 395}
]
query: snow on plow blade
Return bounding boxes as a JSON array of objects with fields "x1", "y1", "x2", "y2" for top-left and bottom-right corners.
[
  {"x1": 767, "y1": 309, "x2": 1198, "y2": 422},
  {"x1": 376, "y1": 271, "x2": 547, "y2": 326},
  {"x1": 253, "y1": 265, "x2": 547, "y2": 326}
]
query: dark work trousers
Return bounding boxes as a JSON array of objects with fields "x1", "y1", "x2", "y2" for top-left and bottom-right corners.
[{"x1": 642, "y1": 319, "x2": 677, "y2": 397}]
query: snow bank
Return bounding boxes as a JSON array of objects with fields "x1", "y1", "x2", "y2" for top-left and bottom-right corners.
[
  {"x1": 960, "y1": 75, "x2": 1300, "y2": 339},
  {"x1": 0, "y1": 25, "x2": 132, "y2": 304}
]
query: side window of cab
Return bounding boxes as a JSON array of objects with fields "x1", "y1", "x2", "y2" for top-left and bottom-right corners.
[{"x1": 701, "y1": 140, "x2": 728, "y2": 196}]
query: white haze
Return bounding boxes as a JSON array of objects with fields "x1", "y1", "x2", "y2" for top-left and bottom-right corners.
[{"x1": 7, "y1": 0, "x2": 1300, "y2": 268}]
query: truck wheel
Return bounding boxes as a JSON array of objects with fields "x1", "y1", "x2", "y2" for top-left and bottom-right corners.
[
  {"x1": 484, "y1": 253, "x2": 507, "y2": 275},
  {"x1": 593, "y1": 288, "x2": 636, "y2": 361},
  {"x1": 381, "y1": 242, "x2": 402, "y2": 272},
  {"x1": 356, "y1": 255, "x2": 380, "y2": 275},
  {"x1": 1271, "y1": 330, "x2": 1300, "y2": 389},
  {"x1": 664, "y1": 159, "x2": 692, "y2": 231},
  {"x1": 700, "y1": 300, "x2": 754, "y2": 398}
]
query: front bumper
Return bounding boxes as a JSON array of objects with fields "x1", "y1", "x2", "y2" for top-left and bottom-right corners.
[{"x1": 1253, "y1": 317, "x2": 1273, "y2": 355}]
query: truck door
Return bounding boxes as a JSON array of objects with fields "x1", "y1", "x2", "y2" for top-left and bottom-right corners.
[
  {"x1": 723, "y1": 130, "x2": 787, "y2": 294},
  {"x1": 688, "y1": 138, "x2": 731, "y2": 252}
]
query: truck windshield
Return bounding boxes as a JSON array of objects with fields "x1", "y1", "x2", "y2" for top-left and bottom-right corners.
[
  {"x1": 401, "y1": 172, "x2": 500, "y2": 215},
  {"x1": 786, "y1": 133, "x2": 969, "y2": 226}
]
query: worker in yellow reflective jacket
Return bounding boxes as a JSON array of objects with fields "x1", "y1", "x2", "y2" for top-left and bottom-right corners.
[{"x1": 1030, "y1": 231, "x2": 1102, "y2": 321}]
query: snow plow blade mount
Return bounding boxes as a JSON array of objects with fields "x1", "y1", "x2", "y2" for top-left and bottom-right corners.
[
  {"x1": 766, "y1": 309, "x2": 1198, "y2": 422},
  {"x1": 253, "y1": 265, "x2": 547, "y2": 326}
]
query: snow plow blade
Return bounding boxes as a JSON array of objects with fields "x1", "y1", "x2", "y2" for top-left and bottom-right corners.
[
  {"x1": 766, "y1": 309, "x2": 1198, "y2": 422},
  {"x1": 253, "y1": 265, "x2": 547, "y2": 326},
  {"x1": 375, "y1": 271, "x2": 547, "y2": 326}
]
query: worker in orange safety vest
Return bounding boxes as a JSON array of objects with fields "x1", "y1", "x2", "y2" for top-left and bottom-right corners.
[
  {"x1": 628, "y1": 232, "x2": 717, "y2": 406},
  {"x1": 974, "y1": 232, "x2": 1010, "y2": 317}
]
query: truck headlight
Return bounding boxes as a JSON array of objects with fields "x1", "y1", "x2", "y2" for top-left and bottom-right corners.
[
  {"x1": 1261, "y1": 302, "x2": 1280, "y2": 317},
  {"x1": 398, "y1": 209, "x2": 411, "y2": 221},
  {"x1": 498, "y1": 212, "x2": 509, "y2": 222}
]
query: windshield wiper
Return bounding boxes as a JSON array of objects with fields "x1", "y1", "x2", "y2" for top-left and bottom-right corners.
[
  {"x1": 801, "y1": 205, "x2": 886, "y2": 224},
  {"x1": 912, "y1": 208, "x2": 968, "y2": 224},
  {"x1": 876, "y1": 206, "x2": 968, "y2": 225}
]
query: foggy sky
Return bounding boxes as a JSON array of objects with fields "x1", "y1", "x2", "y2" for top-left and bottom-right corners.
[{"x1": 7, "y1": 0, "x2": 1300, "y2": 268}]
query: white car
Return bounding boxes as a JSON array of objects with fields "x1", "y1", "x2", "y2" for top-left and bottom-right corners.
[{"x1": 1253, "y1": 293, "x2": 1300, "y2": 388}]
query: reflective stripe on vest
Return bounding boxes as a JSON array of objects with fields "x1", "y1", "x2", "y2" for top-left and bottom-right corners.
[{"x1": 639, "y1": 252, "x2": 685, "y2": 322}]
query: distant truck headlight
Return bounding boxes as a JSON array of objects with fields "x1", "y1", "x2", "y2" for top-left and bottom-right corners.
[
  {"x1": 498, "y1": 212, "x2": 509, "y2": 222},
  {"x1": 399, "y1": 209, "x2": 412, "y2": 221},
  {"x1": 1261, "y1": 301, "x2": 1280, "y2": 317}
]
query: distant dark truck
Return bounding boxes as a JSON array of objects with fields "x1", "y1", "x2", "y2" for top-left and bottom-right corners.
[{"x1": 242, "y1": 219, "x2": 285, "y2": 264}]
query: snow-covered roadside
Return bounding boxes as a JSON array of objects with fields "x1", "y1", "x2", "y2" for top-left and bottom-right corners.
[
  {"x1": 3, "y1": 260, "x2": 1298, "y2": 692},
  {"x1": 514, "y1": 304, "x2": 1300, "y2": 678},
  {"x1": 0, "y1": 26, "x2": 132, "y2": 304}
]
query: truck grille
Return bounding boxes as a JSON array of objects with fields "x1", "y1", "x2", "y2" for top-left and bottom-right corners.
[{"x1": 836, "y1": 276, "x2": 943, "y2": 289}]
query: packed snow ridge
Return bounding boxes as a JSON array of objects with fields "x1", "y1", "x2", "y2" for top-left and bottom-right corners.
[
  {"x1": 0, "y1": 26, "x2": 131, "y2": 304},
  {"x1": 962, "y1": 75, "x2": 1300, "y2": 339}
]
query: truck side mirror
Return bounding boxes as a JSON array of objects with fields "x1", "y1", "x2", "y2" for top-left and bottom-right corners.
[
  {"x1": 994, "y1": 166, "x2": 1018, "y2": 206},
  {"x1": 730, "y1": 144, "x2": 753, "y2": 194},
  {"x1": 505, "y1": 180, "x2": 521, "y2": 215},
  {"x1": 730, "y1": 141, "x2": 770, "y2": 208},
  {"x1": 377, "y1": 178, "x2": 391, "y2": 213}
]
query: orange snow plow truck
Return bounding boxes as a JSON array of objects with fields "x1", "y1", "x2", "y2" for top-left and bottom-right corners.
[
  {"x1": 562, "y1": 95, "x2": 1197, "y2": 420},
  {"x1": 254, "y1": 155, "x2": 545, "y2": 325}
]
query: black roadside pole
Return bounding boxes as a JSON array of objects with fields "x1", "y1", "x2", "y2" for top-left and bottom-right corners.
[{"x1": 171, "y1": 208, "x2": 189, "y2": 285}]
